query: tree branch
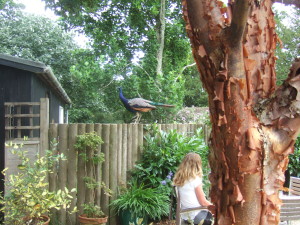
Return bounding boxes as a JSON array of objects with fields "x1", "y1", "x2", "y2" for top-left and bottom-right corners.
[
  {"x1": 183, "y1": 0, "x2": 225, "y2": 54},
  {"x1": 227, "y1": 0, "x2": 250, "y2": 47}
]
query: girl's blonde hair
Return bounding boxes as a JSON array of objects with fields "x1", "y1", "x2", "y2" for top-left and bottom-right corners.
[{"x1": 173, "y1": 152, "x2": 203, "y2": 187}]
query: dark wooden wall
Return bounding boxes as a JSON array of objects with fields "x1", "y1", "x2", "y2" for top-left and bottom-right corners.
[
  {"x1": 0, "y1": 88, "x2": 5, "y2": 223},
  {"x1": 0, "y1": 64, "x2": 66, "y2": 124}
]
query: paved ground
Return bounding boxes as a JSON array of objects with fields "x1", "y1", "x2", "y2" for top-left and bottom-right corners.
[{"x1": 280, "y1": 221, "x2": 300, "y2": 225}]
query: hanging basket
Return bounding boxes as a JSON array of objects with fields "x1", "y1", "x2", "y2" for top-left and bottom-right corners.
[{"x1": 79, "y1": 214, "x2": 108, "y2": 225}]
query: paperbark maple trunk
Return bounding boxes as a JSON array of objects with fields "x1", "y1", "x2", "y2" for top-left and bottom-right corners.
[{"x1": 182, "y1": 0, "x2": 300, "y2": 224}]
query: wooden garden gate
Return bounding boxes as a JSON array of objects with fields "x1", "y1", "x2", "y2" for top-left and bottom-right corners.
[{"x1": 3, "y1": 98, "x2": 49, "y2": 188}]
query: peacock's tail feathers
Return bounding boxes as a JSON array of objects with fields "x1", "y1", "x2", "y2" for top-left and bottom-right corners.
[{"x1": 150, "y1": 102, "x2": 175, "y2": 107}]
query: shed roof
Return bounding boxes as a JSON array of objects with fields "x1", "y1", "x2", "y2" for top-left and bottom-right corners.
[{"x1": 0, "y1": 54, "x2": 71, "y2": 104}]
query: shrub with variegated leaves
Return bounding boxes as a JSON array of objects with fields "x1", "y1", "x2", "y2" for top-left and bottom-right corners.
[{"x1": 0, "y1": 142, "x2": 76, "y2": 225}]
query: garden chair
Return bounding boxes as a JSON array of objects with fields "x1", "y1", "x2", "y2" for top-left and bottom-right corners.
[
  {"x1": 174, "y1": 186, "x2": 208, "y2": 225},
  {"x1": 279, "y1": 176, "x2": 300, "y2": 225},
  {"x1": 288, "y1": 176, "x2": 300, "y2": 196}
]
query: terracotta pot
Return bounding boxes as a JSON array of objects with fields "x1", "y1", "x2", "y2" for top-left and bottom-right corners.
[
  {"x1": 40, "y1": 215, "x2": 50, "y2": 225},
  {"x1": 23, "y1": 215, "x2": 50, "y2": 225},
  {"x1": 79, "y1": 214, "x2": 108, "y2": 225}
]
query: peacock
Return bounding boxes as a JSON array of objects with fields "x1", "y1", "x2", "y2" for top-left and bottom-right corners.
[{"x1": 118, "y1": 87, "x2": 175, "y2": 124}]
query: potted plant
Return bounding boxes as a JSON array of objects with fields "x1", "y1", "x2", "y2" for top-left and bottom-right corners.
[
  {"x1": 74, "y1": 132, "x2": 112, "y2": 224},
  {"x1": 110, "y1": 181, "x2": 170, "y2": 225},
  {"x1": 78, "y1": 203, "x2": 108, "y2": 224},
  {"x1": 0, "y1": 144, "x2": 76, "y2": 225}
]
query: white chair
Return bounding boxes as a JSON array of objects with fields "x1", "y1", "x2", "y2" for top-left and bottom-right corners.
[
  {"x1": 288, "y1": 176, "x2": 300, "y2": 196},
  {"x1": 279, "y1": 177, "x2": 300, "y2": 225},
  {"x1": 174, "y1": 186, "x2": 208, "y2": 225}
]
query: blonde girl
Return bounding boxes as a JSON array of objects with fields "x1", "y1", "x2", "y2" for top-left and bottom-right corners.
[{"x1": 173, "y1": 153, "x2": 213, "y2": 225}]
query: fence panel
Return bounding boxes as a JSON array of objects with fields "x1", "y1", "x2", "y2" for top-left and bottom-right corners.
[{"x1": 48, "y1": 123, "x2": 209, "y2": 225}]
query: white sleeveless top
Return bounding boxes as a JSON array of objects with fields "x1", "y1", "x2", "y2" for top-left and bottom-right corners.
[{"x1": 178, "y1": 176, "x2": 202, "y2": 220}]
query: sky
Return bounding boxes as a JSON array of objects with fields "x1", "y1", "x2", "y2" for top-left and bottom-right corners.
[{"x1": 16, "y1": 0, "x2": 57, "y2": 19}]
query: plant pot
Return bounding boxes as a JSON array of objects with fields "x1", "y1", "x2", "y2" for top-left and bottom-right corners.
[
  {"x1": 40, "y1": 215, "x2": 50, "y2": 225},
  {"x1": 79, "y1": 214, "x2": 108, "y2": 225},
  {"x1": 120, "y1": 210, "x2": 148, "y2": 225},
  {"x1": 23, "y1": 215, "x2": 50, "y2": 225}
]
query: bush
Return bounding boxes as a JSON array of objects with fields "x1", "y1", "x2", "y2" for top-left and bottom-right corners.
[
  {"x1": 0, "y1": 144, "x2": 76, "y2": 225},
  {"x1": 131, "y1": 125, "x2": 210, "y2": 193},
  {"x1": 289, "y1": 136, "x2": 300, "y2": 177},
  {"x1": 128, "y1": 125, "x2": 210, "y2": 220},
  {"x1": 110, "y1": 182, "x2": 170, "y2": 220}
]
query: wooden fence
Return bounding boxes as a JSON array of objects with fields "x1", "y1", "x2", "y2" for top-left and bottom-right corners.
[{"x1": 48, "y1": 123, "x2": 210, "y2": 225}]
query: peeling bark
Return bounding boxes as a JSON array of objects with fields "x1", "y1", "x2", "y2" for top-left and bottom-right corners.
[{"x1": 182, "y1": 0, "x2": 300, "y2": 224}]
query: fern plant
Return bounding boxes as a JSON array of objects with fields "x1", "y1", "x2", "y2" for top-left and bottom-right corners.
[{"x1": 110, "y1": 182, "x2": 170, "y2": 220}]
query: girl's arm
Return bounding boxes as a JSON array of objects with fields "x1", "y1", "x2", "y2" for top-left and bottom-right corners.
[{"x1": 195, "y1": 185, "x2": 213, "y2": 207}]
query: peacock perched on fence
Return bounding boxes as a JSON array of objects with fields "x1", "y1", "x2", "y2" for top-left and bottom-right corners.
[{"x1": 118, "y1": 87, "x2": 175, "y2": 124}]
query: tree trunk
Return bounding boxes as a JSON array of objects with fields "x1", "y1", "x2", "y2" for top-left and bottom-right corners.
[
  {"x1": 156, "y1": 0, "x2": 166, "y2": 75},
  {"x1": 182, "y1": 0, "x2": 300, "y2": 224}
]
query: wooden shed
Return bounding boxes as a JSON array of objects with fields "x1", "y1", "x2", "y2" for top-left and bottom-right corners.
[
  {"x1": 0, "y1": 53, "x2": 71, "y2": 126},
  {"x1": 0, "y1": 53, "x2": 71, "y2": 198}
]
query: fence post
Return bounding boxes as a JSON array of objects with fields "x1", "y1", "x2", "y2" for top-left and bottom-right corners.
[
  {"x1": 121, "y1": 124, "x2": 128, "y2": 184},
  {"x1": 77, "y1": 124, "x2": 86, "y2": 216},
  {"x1": 101, "y1": 124, "x2": 110, "y2": 217},
  {"x1": 127, "y1": 125, "x2": 132, "y2": 170},
  {"x1": 67, "y1": 123, "x2": 78, "y2": 225},
  {"x1": 109, "y1": 124, "x2": 118, "y2": 225},
  {"x1": 40, "y1": 98, "x2": 49, "y2": 156},
  {"x1": 85, "y1": 124, "x2": 95, "y2": 204},
  {"x1": 48, "y1": 123, "x2": 58, "y2": 221},
  {"x1": 58, "y1": 124, "x2": 68, "y2": 225},
  {"x1": 94, "y1": 124, "x2": 103, "y2": 207}
]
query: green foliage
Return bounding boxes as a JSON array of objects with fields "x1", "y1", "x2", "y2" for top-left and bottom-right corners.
[
  {"x1": 82, "y1": 203, "x2": 105, "y2": 218},
  {"x1": 288, "y1": 136, "x2": 300, "y2": 177},
  {"x1": 65, "y1": 53, "x2": 122, "y2": 123},
  {"x1": 0, "y1": 144, "x2": 76, "y2": 225},
  {"x1": 110, "y1": 182, "x2": 170, "y2": 220},
  {"x1": 274, "y1": 7, "x2": 300, "y2": 85},
  {"x1": 41, "y1": 0, "x2": 206, "y2": 121},
  {"x1": 75, "y1": 132, "x2": 103, "y2": 153},
  {"x1": 0, "y1": 6, "x2": 78, "y2": 80},
  {"x1": 131, "y1": 125, "x2": 210, "y2": 193},
  {"x1": 182, "y1": 65, "x2": 208, "y2": 107}
]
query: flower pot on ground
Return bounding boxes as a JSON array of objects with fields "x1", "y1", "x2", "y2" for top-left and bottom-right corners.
[
  {"x1": 110, "y1": 182, "x2": 170, "y2": 225},
  {"x1": 23, "y1": 215, "x2": 50, "y2": 225},
  {"x1": 0, "y1": 143, "x2": 76, "y2": 225},
  {"x1": 79, "y1": 203, "x2": 108, "y2": 225}
]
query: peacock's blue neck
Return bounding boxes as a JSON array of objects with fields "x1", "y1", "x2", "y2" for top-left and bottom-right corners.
[
  {"x1": 119, "y1": 88, "x2": 135, "y2": 113},
  {"x1": 118, "y1": 88, "x2": 127, "y2": 103}
]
